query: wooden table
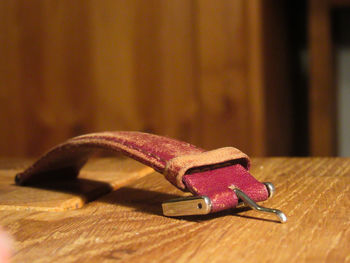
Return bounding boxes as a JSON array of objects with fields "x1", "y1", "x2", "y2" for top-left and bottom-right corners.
[{"x1": 0, "y1": 157, "x2": 349, "y2": 262}]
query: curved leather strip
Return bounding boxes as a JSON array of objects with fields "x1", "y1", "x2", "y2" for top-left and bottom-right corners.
[{"x1": 15, "y1": 131, "x2": 250, "y2": 191}]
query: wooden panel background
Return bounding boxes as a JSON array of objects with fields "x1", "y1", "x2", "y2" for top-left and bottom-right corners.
[
  {"x1": 0, "y1": 0, "x2": 292, "y2": 157},
  {"x1": 308, "y1": 0, "x2": 337, "y2": 156}
]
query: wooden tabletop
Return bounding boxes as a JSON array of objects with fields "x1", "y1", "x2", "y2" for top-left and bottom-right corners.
[{"x1": 0, "y1": 157, "x2": 349, "y2": 262}]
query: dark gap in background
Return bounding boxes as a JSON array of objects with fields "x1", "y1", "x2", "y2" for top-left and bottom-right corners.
[
  {"x1": 286, "y1": 0, "x2": 308, "y2": 156},
  {"x1": 333, "y1": 8, "x2": 350, "y2": 45}
]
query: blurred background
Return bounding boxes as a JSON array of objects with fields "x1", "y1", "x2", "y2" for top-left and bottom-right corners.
[{"x1": 0, "y1": 0, "x2": 349, "y2": 158}]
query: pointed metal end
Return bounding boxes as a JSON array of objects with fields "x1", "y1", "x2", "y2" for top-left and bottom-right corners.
[
  {"x1": 231, "y1": 186, "x2": 287, "y2": 224},
  {"x1": 275, "y1": 209, "x2": 288, "y2": 223}
]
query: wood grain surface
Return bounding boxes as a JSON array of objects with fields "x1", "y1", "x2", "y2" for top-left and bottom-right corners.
[
  {"x1": 0, "y1": 158, "x2": 153, "y2": 211},
  {"x1": 0, "y1": 0, "x2": 293, "y2": 157},
  {"x1": 0, "y1": 157, "x2": 349, "y2": 262}
]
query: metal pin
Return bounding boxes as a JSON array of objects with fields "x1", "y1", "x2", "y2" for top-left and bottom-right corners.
[
  {"x1": 229, "y1": 185, "x2": 287, "y2": 223},
  {"x1": 162, "y1": 195, "x2": 212, "y2": 217}
]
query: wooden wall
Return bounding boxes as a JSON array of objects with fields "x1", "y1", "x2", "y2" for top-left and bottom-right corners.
[{"x1": 0, "y1": 0, "x2": 292, "y2": 157}]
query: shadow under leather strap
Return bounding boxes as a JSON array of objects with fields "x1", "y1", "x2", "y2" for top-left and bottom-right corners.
[{"x1": 15, "y1": 131, "x2": 268, "y2": 213}]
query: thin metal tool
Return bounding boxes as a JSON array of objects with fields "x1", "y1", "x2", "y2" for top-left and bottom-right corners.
[
  {"x1": 162, "y1": 182, "x2": 287, "y2": 223},
  {"x1": 229, "y1": 185, "x2": 287, "y2": 223}
]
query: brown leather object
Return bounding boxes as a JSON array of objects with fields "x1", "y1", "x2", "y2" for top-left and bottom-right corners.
[{"x1": 15, "y1": 131, "x2": 250, "y2": 190}]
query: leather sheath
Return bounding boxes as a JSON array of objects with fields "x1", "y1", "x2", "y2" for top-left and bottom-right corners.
[{"x1": 15, "y1": 131, "x2": 269, "y2": 213}]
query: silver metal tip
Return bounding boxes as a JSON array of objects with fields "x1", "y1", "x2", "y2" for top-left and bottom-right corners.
[
  {"x1": 232, "y1": 187, "x2": 287, "y2": 224},
  {"x1": 276, "y1": 210, "x2": 288, "y2": 223}
]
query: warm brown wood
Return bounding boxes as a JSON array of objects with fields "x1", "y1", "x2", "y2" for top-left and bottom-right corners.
[
  {"x1": 193, "y1": 0, "x2": 292, "y2": 156},
  {"x1": 0, "y1": 157, "x2": 349, "y2": 262},
  {"x1": 0, "y1": 0, "x2": 294, "y2": 158},
  {"x1": 0, "y1": 158, "x2": 153, "y2": 211},
  {"x1": 195, "y1": 0, "x2": 252, "y2": 152},
  {"x1": 245, "y1": 0, "x2": 267, "y2": 156},
  {"x1": 309, "y1": 0, "x2": 337, "y2": 156}
]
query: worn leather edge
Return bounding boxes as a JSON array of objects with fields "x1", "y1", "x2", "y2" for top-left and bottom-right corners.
[{"x1": 164, "y1": 147, "x2": 250, "y2": 189}]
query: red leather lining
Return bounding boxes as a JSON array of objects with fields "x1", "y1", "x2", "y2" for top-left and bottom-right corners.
[{"x1": 183, "y1": 164, "x2": 269, "y2": 212}]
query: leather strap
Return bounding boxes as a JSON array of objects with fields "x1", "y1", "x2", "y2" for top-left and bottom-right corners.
[{"x1": 15, "y1": 131, "x2": 268, "y2": 213}]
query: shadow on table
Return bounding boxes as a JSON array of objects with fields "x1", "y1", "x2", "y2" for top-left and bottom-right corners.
[{"x1": 19, "y1": 178, "x2": 280, "y2": 223}]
